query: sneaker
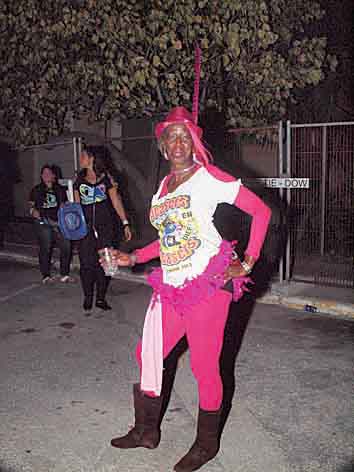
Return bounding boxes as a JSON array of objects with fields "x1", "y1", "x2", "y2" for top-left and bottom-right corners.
[
  {"x1": 60, "y1": 275, "x2": 76, "y2": 283},
  {"x1": 95, "y1": 299, "x2": 112, "y2": 311},
  {"x1": 42, "y1": 276, "x2": 55, "y2": 284},
  {"x1": 83, "y1": 296, "x2": 93, "y2": 311}
]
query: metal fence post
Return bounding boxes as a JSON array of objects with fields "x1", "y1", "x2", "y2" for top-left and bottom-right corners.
[
  {"x1": 73, "y1": 137, "x2": 78, "y2": 176},
  {"x1": 77, "y1": 137, "x2": 82, "y2": 176},
  {"x1": 320, "y1": 126, "x2": 327, "y2": 256},
  {"x1": 278, "y1": 120, "x2": 284, "y2": 283},
  {"x1": 285, "y1": 120, "x2": 291, "y2": 281}
]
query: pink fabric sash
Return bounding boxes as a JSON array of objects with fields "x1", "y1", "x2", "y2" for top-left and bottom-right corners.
[{"x1": 141, "y1": 294, "x2": 163, "y2": 395}]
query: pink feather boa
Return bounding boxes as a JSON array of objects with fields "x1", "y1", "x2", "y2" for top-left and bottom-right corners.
[{"x1": 146, "y1": 240, "x2": 252, "y2": 312}]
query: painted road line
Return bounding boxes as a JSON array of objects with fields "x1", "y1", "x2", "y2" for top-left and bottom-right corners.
[{"x1": 0, "y1": 283, "x2": 39, "y2": 303}]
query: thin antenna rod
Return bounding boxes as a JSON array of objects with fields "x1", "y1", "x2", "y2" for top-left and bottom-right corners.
[{"x1": 192, "y1": 44, "x2": 202, "y2": 125}]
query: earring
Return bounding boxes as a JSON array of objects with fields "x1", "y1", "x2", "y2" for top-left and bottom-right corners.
[
  {"x1": 164, "y1": 152, "x2": 169, "y2": 161},
  {"x1": 193, "y1": 153, "x2": 202, "y2": 165}
]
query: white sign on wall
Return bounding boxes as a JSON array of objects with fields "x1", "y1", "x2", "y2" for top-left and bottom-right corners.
[{"x1": 255, "y1": 178, "x2": 310, "y2": 189}]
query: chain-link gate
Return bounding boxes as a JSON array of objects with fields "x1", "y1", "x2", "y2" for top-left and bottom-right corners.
[
  {"x1": 227, "y1": 120, "x2": 354, "y2": 288},
  {"x1": 287, "y1": 121, "x2": 354, "y2": 288}
]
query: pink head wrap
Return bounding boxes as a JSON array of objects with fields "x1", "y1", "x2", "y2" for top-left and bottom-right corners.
[{"x1": 155, "y1": 106, "x2": 212, "y2": 166}]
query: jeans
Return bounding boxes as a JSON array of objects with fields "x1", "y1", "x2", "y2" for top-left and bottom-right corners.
[
  {"x1": 78, "y1": 227, "x2": 113, "y2": 301},
  {"x1": 34, "y1": 220, "x2": 72, "y2": 278}
]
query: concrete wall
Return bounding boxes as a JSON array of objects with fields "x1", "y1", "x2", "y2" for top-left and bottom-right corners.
[
  {"x1": 13, "y1": 149, "x2": 35, "y2": 218},
  {"x1": 12, "y1": 115, "x2": 123, "y2": 218},
  {"x1": 13, "y1": 141, "x2": 75, "y2": 217},
  {"x1": 241, "y1": 143, "x2": 278, "y2": 178}
]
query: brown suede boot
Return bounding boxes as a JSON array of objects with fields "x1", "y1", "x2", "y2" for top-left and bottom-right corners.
[
  {"x1": 111, "y1": 383, "x2": 163, "y2": 449},
  {"x1": 174, "y1": 408, "x2": 221, "y2": 472}
]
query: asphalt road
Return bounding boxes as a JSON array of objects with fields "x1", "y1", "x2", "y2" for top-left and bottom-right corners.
[{"x1": 0, "y1": 260, "x2": 353, "y2": 472}]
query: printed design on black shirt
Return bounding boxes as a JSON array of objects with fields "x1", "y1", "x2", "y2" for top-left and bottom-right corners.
[
  {"x1": 79, "y1": 183, "x2": 107, "y2": 205},
  {"x1": 42, "y1": 191, "x2": 58, "y2": 209},
  {"x1": 150, "y1": 195, "x2": 201, "y2": 267}
]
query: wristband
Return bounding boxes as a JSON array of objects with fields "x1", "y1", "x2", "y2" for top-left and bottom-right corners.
[
  {"x1": 130, "y1": 253, "x2": 137, "y2": 266},
  {"x1": 122, "y1": 219, "x2": 129, "y2": 227},
  {"x1": 240, "y1": 260, "x2": 253, "y2": 274}
]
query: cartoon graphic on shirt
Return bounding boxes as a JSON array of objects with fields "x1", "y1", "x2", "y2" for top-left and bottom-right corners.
[
  {"x1": 161, "y1": 214, "x2": 184, "y2": 248},
  {"x1": 42, "y1": 192, "x2": 57, "y2": 209},
  {"x1": 150, "y1": 195, "x2": 201, "y2": 267},
  {"x1": 79, "y1": 183, "x2": 107, "y2": 205}
]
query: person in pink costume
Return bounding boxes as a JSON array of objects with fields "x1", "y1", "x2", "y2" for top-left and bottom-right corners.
[{"x1": 102, "y1": 106, "x2": 271, "y2": 472}]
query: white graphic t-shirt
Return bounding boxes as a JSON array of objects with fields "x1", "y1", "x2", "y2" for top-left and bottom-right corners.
[{"x1": 150, "y1": 167, "x2": 241, "y2": 287}]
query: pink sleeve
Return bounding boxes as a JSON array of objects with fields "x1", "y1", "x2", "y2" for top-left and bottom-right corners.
[
  {"x1": 234, "y1": 186, "x2": 272, "y2": 260},
  {"x1": 134, "y1": 239, "x2": 160, "y2": 264}
]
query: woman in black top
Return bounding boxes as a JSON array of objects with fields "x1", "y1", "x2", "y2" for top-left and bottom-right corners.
[
  {"x1": 29, "y1": 164, "x2": 73, "y2": 283},
  {"x1": 74, "y1": 145, "x2": 132, "y2": 311}
]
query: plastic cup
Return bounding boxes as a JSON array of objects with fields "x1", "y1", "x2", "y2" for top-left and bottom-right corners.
[{"x1": 98, "y1": 247, "x2": 118, "y2": 277}]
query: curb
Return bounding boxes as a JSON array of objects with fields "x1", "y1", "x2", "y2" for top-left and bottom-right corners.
[
  {"x1": 258, "y1": 293, "x2": 354, "y2": 320},
  {"x1": 1, "y1": 249, "x2": 353, "y2": 320}
]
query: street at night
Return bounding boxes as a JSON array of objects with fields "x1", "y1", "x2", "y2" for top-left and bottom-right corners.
[
  {"x1": 1, "y1": 1, "x2": 354, "y2": 471},
  {"x1": 0, "y1": 260, "x2": 353, "y2": 472}
]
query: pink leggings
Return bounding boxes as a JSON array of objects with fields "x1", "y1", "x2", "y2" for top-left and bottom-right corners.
[{"x1": 136, "y1": 289, "x2": 232, "y2": 411}]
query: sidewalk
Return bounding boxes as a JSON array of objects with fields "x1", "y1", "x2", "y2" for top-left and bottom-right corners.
[{"x1": 1, "y1": 242, "x2": 353, "y2": 320}]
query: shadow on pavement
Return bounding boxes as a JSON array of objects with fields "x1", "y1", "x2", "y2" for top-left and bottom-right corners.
[
  {"x1": 0, "y1": 465, "x2": 17, "y2": 472},
  {"x1": 159, "y1": 336, "x2": 188, "y2": 426},
  {"x1": 218, "y1": 253, "x2": 279, "y2": 436},
  {"x1": 337, "y1": 460, "x2": 354, "y2": 472},
  {"x1": 219, "y1": 291, "x2": 255, "y2": 435}
]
